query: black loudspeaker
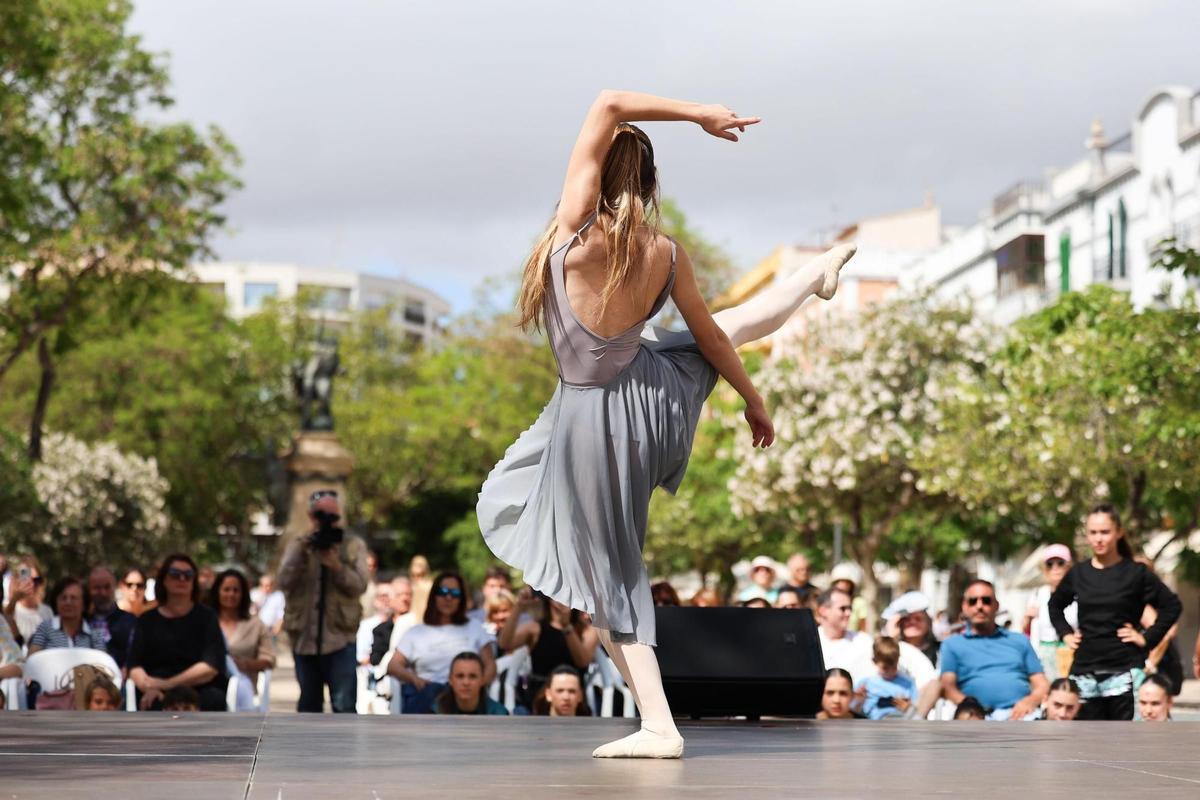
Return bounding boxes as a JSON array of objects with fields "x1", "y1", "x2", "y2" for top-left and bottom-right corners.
[{"x1": 655, "y1": 606, "x2": 825, "y2": 718}]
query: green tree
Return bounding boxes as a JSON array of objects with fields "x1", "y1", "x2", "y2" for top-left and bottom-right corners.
[
  {"x1": 0, "y1": 280, "x2": 294, "y2": 564},
  {"x1": 0, "y1": 0, "x2": 238, "y2": 457},
  {"x1": 728, "y1": 292, "x2": 994, "y2": 623},
  {"x1": 922, "y1": 285, "x2": 1200, "y2": 555}
]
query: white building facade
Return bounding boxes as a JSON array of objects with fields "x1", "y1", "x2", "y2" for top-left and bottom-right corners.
[
  {"x1": 901, "y1": 86, "x2": 1200, "y2": 323},
  {"x1": 189, "y1": 262, "x2": 451, "y2": 344}
]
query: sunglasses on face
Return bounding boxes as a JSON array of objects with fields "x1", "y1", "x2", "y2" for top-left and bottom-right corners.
[
  {"x1": 434, "y1": 586, "x2": 463, "y2": 599},
  {"x1": 166, "y1": 567, "x2": 196, "y2": 581},
  {"x1": 1044, "y1": 559, "x2": 1067, "y2": 568},
  {"x1": 125, "y1": 581, "x2": 146, "y2": 589},
  {"x1": 965, "y1": 596, "x2": 995, "y2": 607}
]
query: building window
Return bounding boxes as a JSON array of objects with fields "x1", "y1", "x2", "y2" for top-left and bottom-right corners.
[
  {"x1": 243, "y1": 282, "x2": 279, "y2": 311},
  {"x1": 1058, "y1": 231, "x2": 1070, "y2": 295},
  {"x1": 299, "y1": 284, "x2": 351, "y2": 312},
  {"x1": 404, "y1": 300, "x2": 426, "y2": 325},
  {"x1": 995, "y1": 233, "x2": 1045, "y2": 298}
]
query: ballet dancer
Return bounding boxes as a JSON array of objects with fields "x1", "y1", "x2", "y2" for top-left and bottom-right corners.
[{"x1": 478, "y1": 89, "x2": 855, "y2": 758}]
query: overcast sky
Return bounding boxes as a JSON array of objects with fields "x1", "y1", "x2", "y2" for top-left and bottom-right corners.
[{"x1": 129, "y1": 1, "x2": 1200, "y2": 312}]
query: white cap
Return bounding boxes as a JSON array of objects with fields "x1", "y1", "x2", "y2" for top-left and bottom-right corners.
[
  {"x1": 749, "y1": 556, "x2": 777, "y2": 573},
  {"x1": 882, "y1": 591, "x2": 930, "y2": 619},
  {"x1": 829, "y1": 562, "x2": 863, "y2": 586}
]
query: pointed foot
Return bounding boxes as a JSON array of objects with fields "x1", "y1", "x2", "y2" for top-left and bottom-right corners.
[
  {"x1": 592, "y1": 729, "x2": 685, "y2": 759},
  {"x1": 815, "y1": 243, "x2": 858, "y2": 301}
]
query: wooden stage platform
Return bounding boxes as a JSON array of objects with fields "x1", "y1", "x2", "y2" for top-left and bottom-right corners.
[{"x1": 2, "y1": 712, "x2": 1198, "y2": 799}]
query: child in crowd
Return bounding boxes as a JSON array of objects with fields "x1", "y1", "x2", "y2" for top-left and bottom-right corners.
[
  {"x1": 83, "y1": 677, "x2": 121, "y2": 711},
  {"x1": 854, "y1": 637, "x2": 916, "y2": 720},
  {"x1": 953, "y1": 696, "x2": 986, "y2": 720},
  {"x1": 162, "y1": 686, "x2": 201, "y2": 712},
  {"x1": 816, "y1": 668, "x2": 862, "y2": 720}
]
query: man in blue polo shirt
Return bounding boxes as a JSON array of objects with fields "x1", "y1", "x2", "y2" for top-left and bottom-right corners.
[{"x1": 940, "y1": 579, "x2": 1048, "y2": 720}]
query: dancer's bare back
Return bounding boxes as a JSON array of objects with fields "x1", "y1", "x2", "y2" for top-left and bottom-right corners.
[{"x1": 552, "y1": 224, "x2": 674, "y2": 338}]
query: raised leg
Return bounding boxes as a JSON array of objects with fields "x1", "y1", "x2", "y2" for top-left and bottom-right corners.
[{"x1": 712, "y1": 243, "x2": 856, "y2": 349}]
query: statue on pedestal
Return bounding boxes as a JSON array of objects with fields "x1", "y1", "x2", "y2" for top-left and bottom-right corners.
[{"x1": 292, "y1": 338, "x2": 340, "y2": 432}]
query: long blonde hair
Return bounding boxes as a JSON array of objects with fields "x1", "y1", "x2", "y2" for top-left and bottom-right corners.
[{"x1": 517, "y1": 123, "x2": 661, "y2": 331}]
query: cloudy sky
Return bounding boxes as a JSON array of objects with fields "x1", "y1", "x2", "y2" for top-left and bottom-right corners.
[{"x1": 130, "y1": 1, "x2": 1200, "y2": 312}]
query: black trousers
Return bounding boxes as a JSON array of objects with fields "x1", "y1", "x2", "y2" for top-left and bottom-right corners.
[{"x1": 1076, "y1": 690, "x2": 1135, "y2": 720}]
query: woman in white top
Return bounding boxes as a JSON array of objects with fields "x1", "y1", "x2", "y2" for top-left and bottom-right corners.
[
  {"x1": 1024, "y1": 543, "x2": 1078, "y2": 680},
  {"x1": 387, "y1": 571, "x2": 495, "y2": 713}
]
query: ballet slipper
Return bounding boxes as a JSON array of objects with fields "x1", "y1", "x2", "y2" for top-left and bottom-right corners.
[
  {"x1": 814, "y1": 243, "x2": 858, "y2": 300},
  {"x1": 592, "y1": 728, "x2": 685, "y2": 759}
]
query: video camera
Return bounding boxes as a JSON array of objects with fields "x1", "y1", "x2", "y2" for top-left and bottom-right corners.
[{"x1": 307, "y1": 509, "x2": 345, "y2": 551}]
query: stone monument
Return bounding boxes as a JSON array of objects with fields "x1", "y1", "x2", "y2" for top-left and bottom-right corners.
[{"x1": 281, "y1": 338, "x2": 354, "y2": 539}]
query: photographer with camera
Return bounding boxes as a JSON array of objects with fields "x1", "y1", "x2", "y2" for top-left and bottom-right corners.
[{"x1": 278, "y1": 490, "x2": 370, "y2": 712}]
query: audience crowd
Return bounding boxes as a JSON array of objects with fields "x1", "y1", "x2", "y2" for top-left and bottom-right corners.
[{"x1": 0, "y1": 499, "x2": 1194, "y2": 723}]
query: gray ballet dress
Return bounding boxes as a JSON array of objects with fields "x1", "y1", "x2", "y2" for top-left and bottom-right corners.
[{"x1": 477, "y1": 212, "x2": 719, "y2": 646}]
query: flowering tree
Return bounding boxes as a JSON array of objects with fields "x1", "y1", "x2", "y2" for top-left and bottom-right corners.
[
  {"x1": 728, "y1": 292, "x2": 993, "y2": 618},
  {"x1": 19, "y1": 432, "x2": 173, "y2": 576},
  {"x1": 921, "y1": 286, "x2": 1200, "y2": 554}
]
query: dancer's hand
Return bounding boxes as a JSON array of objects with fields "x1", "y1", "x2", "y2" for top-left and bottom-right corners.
[
  {"x1": 744, "y1": 401, "x2": 774, "y2": 448},
  {"x1": 696, "y1": 104, "x2": 761, "y2": 142}
]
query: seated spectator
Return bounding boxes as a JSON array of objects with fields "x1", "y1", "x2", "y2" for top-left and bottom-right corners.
[
  {"x1": 828, "y1": 562, "x2": 867, "y2": 632},
  {"x1": 127, "y1": 554, "x2": 229, "y2": 711},
  {"x1": 0, "y1": 614, "x2": 23, "y2": 685},
  {"x1": 780, "y1": 552, "x2": 819, "y2": 604},
  {"x1": 433, "y1": 652, "x2": 508, "y2": 715},
  {"x1": 816, "y1": 668, "x2": 862, "y2": 720},
  {"x1": 117, "y1": 567, "x2": 157, "y2": 617},
  {"x1": 162, "y1": 685, "x2": 201, "y2": 712},
  {"x1": 28, "y1": 577, "x2": 103, "y2": 653},
  {"x1": 816, "y1": 588, "x2": 874, "y2": 683},
  {"x1": 741, "y1": 597, "x2": 771, "y2": 609},
  {"x1": 357, "y1": 581, "x2": 394, "y2": 664},
  {"x1": 481, "y1": 589, "x2": 515, "y2": 639},
  {"x1": 500, "y1": 587, "x2": 598, "y2": 707},
  {"x1": 468, "y1": 566, "x2": 513, "y2": 624},
  {"x1": 387, "y1": 571, "x2": 495, "y2": 713},
  {"x1": 775, "y1": 589, "x2": 803, "y2": 610},
  {"x1": 737, "y1": 556, "x2": 780, "y2": 604},
  {"x1": 689, "y1": 588, "x2": 722, "y2": 607},
  {"x1": 251, "y1": 573, "x2": 285, "y2": 635},
  {"x1": 1040, "y1": 678, "x2": 1081, "y2": 721},
  {"x1": 87, "y1": 566, "x2": 137, "y2": 668},
  {"x1": 1137, "y1": 674, "x2": 1174, "y2": 722},
  {"x1": 369, "y1": 577, "x2": 417, "y2": 674},
  {"x1": 211, "y1": 569, "x2": 276, "y2": 709},
  {"x1": 651, "y1": 581, "x2": 681, "y2": 607},
  {"x1": 533, "y1": 665, "x2": 592, "y2": 717},
  {"x1": 856, "y1": 637, "x2": 916, "y2": 720},
  {"x1": 4, "y1": 556, "x2": 53, "y2": 644},
  {"x1": 953, "y1": 696, "x2": 986, "y2": 720},
  {"x1": 83, "y1": 676, "x2": 121, "y2": 711},
  {"x1": 882, "y1": 591, "x2": 940, "y2": 666},
  {"x1": 940, "y1": 580, "x2": 1048, "y2": 721}
]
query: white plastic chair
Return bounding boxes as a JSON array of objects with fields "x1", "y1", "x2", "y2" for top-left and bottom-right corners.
[
  {"x1": 589, "y1": 650, "x2": 636, "y2": 718},
  {"x1": 23, "y1": 649, "x2": 120, "y2": 709},
  {"x1": 2, "y1": 675, "x2": 26, "y2": 710},
  {"x1": 488, "y1": 646, "x2": 530, "y2": 714},
  {"x1": 255, "y1": 669, "x2": 272, "y2": 713},
  {"x1": 123, "y1": 669, "x2": 239, "y2": 712}
]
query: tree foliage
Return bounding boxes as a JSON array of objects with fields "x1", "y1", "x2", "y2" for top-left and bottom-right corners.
[
  {"x1": 0, "y1": 0, "x2": 238, "y2": 420},
  {"x1": 727, "y1": 292, "x2": 994, "y2": 619},
  {"x1": 922, "y1": 285, "x2": 1200, "y2": 552}
]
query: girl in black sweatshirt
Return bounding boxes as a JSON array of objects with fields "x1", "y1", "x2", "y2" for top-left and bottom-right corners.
[{"x1": 1049, "y1": 504, "x2": 1182, "y2": 720}]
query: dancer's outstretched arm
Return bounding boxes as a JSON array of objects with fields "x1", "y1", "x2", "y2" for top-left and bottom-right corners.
[
  {"x1": 556, "y1": 90, "x2": 760, "y2": 231},
  {"x1": 673, "y1": 245, "x2": 774, "y2": 449}
]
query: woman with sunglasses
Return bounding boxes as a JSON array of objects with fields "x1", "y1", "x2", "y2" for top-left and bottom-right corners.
[
  {"x1": 1023, "y1": 544, "x2": 1077, "y2": 680},
  {"x1": 387, "y1": 571, "x2": 496, "y2": 713},
  {"x1": 117, "y1": 568, "x2": 157, "y2": 617},
  {"x1": 1048, "y1": 504, "x2": 1181, "y2": 720},
  {"x1": 127, "y1": 554, "x2": 229, "y2": 711},
  {"x1": 3, "y1": 556, "x2": 53, "y2": 645}
]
